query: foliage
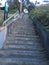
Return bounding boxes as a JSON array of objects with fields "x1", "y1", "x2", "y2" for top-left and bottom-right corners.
[
  {"x1": 29, "y1": 4, "x2": 49, "y2": 31},
  {"x1": 30, "y1": 4, "x2": 49, "y2": 27},
  {"x1": 28, "y1": 3, "x2": 35, "y2": 13},
  {"x1": 9, "y1": 0, "x2": 19, "y2": 11}
]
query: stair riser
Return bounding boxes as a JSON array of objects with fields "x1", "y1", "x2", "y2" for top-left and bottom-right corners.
[
  {"x1": 8, "y1": 34, "x2": 39, "y2": 38},
  {"x1": 6, "y1": 38, "x2": 40, "y2": 42},
  {"x1": 3, "y1": 45, "x2": 44, "y2": 51},
  {"x1": 0, "y1": 51, "x2": 45, "y2": 58},
  {"x1": 9, "y1": 31, "x2": 36, "y2": 35}
]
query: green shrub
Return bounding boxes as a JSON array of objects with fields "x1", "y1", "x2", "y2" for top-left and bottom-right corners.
[
  {"x1": 30, "y1": 4, "x2": 49, "y2": 26},
  {"x1": 29, "y1": 4, "x2": 49, "y2": 31}
]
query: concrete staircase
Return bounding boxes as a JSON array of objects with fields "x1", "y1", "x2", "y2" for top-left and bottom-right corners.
[{"x1": 0, "y1": 14, "x2": 49, "y2": 65}]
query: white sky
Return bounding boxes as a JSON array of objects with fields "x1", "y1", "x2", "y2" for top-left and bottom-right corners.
[
  {"x1": 30, "y1": 0, "x2": 43, "y2": 3},
  {"x1": 29, "y1": 0, "x2": 49, "y2": 4}
]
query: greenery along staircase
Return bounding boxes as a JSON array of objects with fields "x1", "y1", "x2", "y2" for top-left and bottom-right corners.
[
  {"x1": 41, "y1": 21, "x2": 49, "y2": 32},
  {"x1": 29, "y1": 4, "x2": 49, "y2": 56},
  {"x1": 0, "y1": 14, "x2": 48, "y2": 65},
  {"x1": 30, "y1": 4, "x2": 49, "y2": 33}
]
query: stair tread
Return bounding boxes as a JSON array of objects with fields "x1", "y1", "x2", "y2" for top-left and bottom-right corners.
[
  {"x1": 8, "y1": 34, "x2": 39, "y2": 38},
  {"x1": 3, "y1": 45, "x2": 44, "y2": 51},
  {"x1": 0, "y1": 49, "x2": 46, "y2": 59},
  {"x1": 6, "y1": 37, "x2": 40, "y2": 41},
  {"x1": 0, "y1": 57, "x2": 47, "y2": 62}
]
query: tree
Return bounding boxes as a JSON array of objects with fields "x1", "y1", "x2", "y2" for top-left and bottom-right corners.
[
  {"x1": 28, "y1": 3, "x2": 35, "y2": 13},
  {"x1": 9, "y1": 0, "x2": 19, "y2": 10}
]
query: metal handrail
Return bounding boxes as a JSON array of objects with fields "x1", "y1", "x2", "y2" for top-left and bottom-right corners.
[{"x1": 3, "y1": 11, "x2": 19, "y2": 26}]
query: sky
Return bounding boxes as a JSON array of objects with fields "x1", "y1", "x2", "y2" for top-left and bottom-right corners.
[
  {"x1": 29, "y1": 0, "x2": 49, "y2": 4},
  {"x1": 30, "y1": 0, "x2": 43, "y2": 3}
]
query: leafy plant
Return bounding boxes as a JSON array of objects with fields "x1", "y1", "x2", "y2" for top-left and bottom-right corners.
[{"x1": 30, "y1": 4, "x2": 49, "y2": 30}]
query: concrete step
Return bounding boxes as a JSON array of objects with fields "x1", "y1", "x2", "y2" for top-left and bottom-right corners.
[
  {"x1": 0, "y1": 62, "x2": 48, "y2": 65},
  {"x1": 9, "y1": 31, "x2": 36, "y2": 35},
  {"x1": 8, "y1": 33, "x2": 37, "y2": 37},
  {"x1": 5, "y1": 39, "x2": 41, "y2": 45},
  {"x1": 13, "y1": 29, "x2": 35, "y2": 32},
  {"x1": 4, "y1": 40, "x2": 42, "y2": 47},
  {"x1": 8, "y1": 34, "x2": 39, "y2": 38},
  {"x1": 5, "y1": 40, "x2": 40, "y2": 46},
  {"x1": 0, "y1": 57, "x2": 48, "y2": 65},
  {"x1": 15, "y1": 27, "x2": 35, "y2": 29},
  {"x1": 6, "y1": 36, "x2": 40, "y2": 41},
  {"x1": 5, "y1": 42, "x2": 41, "y2": 46},
  {"x1": 9, "y1": 25, "x2": 34, "y2": 28},
  {"x1": 12, "y1": 23, "x2": 34, "y2": 27},
  {"x1": 9, "y1": 25, "x2": 35, "y2": 31},
  {"x1": 12, "y1": 23, "x2": 33, "y2": 27},
  {"x1": 0, "y1": 50, "x2": 46, "y2": 59},
  {"x1": 12, "y1": 26, "x2": 35, "y2": 29},
  {"x1": 3, "y1": 45, "x2": 44, "y2": 51}
]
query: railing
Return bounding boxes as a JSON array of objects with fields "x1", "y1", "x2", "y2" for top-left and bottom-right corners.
[
  {"x1": 3, "y1": 11, "x2": 19, "y2": 26},
  {"x1": 30, "y1": 16, "x2": 49, "y2": 58}
]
